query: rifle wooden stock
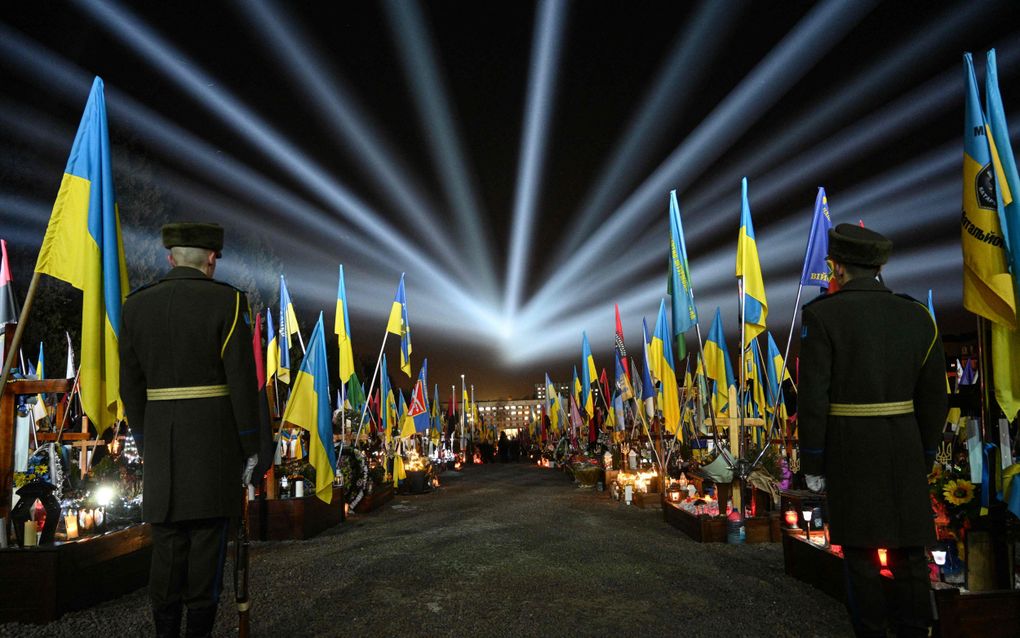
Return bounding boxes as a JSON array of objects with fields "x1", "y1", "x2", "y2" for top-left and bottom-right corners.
[{"x1": 235, "y1": 484, "x2": 251, "y2": 638}]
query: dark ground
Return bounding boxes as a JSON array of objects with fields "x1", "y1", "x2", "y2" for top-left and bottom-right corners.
[{"x1": 1, "y1": 463, "x2": 853, "y2": 637}]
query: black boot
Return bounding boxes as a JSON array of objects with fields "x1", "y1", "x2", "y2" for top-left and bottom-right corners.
[
  {"x1": 152, "y1": 603, "x2": 182, "y2": 638},
  {"x1": 184, "y1": 605, "x2": 217, "y2": 638}
]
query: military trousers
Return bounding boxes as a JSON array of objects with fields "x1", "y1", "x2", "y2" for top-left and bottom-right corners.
[
  {"x1": 843, "y1": 546, "x2": 933, "y2": 637},
  {"x1": 149, "y1": 517, "x2": 230, "y2": 611}
]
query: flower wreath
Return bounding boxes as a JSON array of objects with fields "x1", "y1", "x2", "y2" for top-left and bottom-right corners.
[{"x1": 338, "y1": 447, "x2": 369, "y2": 509}]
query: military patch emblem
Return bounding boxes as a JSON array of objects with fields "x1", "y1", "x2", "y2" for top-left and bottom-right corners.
[{"x1": 976, "y1": 163, "x2": 997, "y2": 210}]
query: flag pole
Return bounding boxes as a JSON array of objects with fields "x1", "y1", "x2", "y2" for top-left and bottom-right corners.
[
  {"x1": 750, "y1": 282, "x2": 805, "y2": 471},
  {"x1": 0, "y1": 271, "x2": 41, "y2": 391},
  {"x1": 343, "y1": 329, "x2": 390, "y2": 458}
]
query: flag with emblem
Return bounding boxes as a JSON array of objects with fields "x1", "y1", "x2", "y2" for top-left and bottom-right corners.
[
  {"x1": 581, "y1": 332, "x2": 597, "y2": 417},
  {"x1": 801, "y1": 187, "x2": 835, "y2": 291},
  {"x1": 277, "y1": 275, "x2": 300, "y2": 383},
  {"x1": 409, "y1": 359, "x2": 430, "y2": 432},
  {"x1": 984, "y1": 49, "x2": 1020, "y2": 421}
]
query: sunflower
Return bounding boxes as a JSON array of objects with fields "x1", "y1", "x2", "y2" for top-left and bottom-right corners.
[{"x1": 943, "y1": 479, "x2": 976, "y2": 506}]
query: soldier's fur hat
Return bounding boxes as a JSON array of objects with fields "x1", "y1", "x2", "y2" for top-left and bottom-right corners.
[
  {"x1": 827, "y1": 223, "x2": 891, "y2": 267},
  {"x1": 161, "y1": 222, "x2": 224, "y2": 257}
]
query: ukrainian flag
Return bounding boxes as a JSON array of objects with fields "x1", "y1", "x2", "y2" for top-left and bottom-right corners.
[
  {"x1": 545, "y1": 373, "x2": 561, "y2": 433},
  {"x1": 277, "y1": 275, "x2": 300, "y2": 383},
  {"x1": 962, "y1": 53, "x2": 1015, "y2": 329},
  {"x1": 386, "y1": 273, "x2": 412, "y2": 376},
  {"x1": 334, "y1": 265, "x2": 355, "y2": 383},
  {"x1": 667, "y1": 190, "x2": 698, "y2": 358},
  {"x1": 650, "y1": 300, "x2": 681, "y2": 439},
  {"x1": 35, "y1": 77, "x2": 128, "y2": 436},
  {"x1": 572, "y1": 366, "x2": 581, "y2": 406},
  {"x1": 581, "y1": 331, "x2": 597, "y2": 417},
  {"x1": 281, "y1": 314, "x2": 336, "y2": 503},
  {"x1": 765, "y1": 332, "x2": 790, "y2": 422},
  {"x1": 983, "y1": 49, "x2": 1020, "y2": 419},
  {"x1": 735, "y1": 178, "x2": 768, "y2": 346},
  {"x1": 704, "y1": 308, "x2": 736, "y2": 416},
  {"x1": 265, "y1": 307, "x2": 278, "y2": 380}
]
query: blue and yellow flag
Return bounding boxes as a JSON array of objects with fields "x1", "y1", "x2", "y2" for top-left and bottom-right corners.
[
  {"x1": 650, "y1": 299, "x2": 681, "y2": 438},
  {"x1": 984, "y1": 49, "x2": 1020, "y2": 420},
  {"x1": 277, "y1": 275, "x2": 301, "y2": 383},
  {"x1": 545, "y1": 373, "x2": 562, "y2": 434},
  {"x1": 735, "y1": 178, "x2": 768, "y2": 346},
  {"x1": 765, "y1": 332, "x2": 791, "y2": 417},
  {"x1": 962, "y1": 53, "x2": 1015, "y2": 330},
  {"x1": 704, "y1": 308, "x2": 736, "y2": 416},
  {"x1": 35, "y1": 77, "x2": 128, "y2": 435},
  {"x1": 281, "y1": 313, "x2": 336, "y2": 503},
  {"x1": 614, "y1": 349, "x2": 634, "y2": 402},
  {"x1": 265, "y1": 307, "x2": 279, "y2": 380},
  {"x1": 572, "y1": 365, "x2": 581, "y2": 406},
  {"x1": 335, "y1": 264, "x2": 355, "y2": 384},
  {"x1": 581, "y1": 331, "x2": 597, "y2": 417},
  {"x1": 801, "y1": 187, "x2": 833, "y2": 289},
  {"x1": 386, "y1": 273, "x2": 412, "y2": 376},
  {"x1": 667, "y1": 190, "x2": 697, "y2": 359}
]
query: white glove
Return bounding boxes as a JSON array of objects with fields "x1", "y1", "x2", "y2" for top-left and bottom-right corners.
[
  {"x1": 805, "y1": 474, "x2": 826, "y2": 493},
  {"x1": 242, "y1": 454, "x2": 258, "y2": 486}
]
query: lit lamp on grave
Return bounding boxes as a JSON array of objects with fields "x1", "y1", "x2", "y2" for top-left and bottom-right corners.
[
  {"x1": 667, "y1": 483, "x2": 683, "y2": 503},
  {"x1": 931, "y1": 545, "x2": 948, "y2": 583},
  {"x1": 784, "y1": 509, "x2": 800, "y2": 529}
]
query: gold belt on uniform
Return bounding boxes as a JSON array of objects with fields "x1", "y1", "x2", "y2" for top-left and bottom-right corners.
[
  {"x1": 146, "y1": 384, "x2": 230, "y2": 401},
  {"x1": 828, "y1": 400, "x2": 913, "y2": 417}
]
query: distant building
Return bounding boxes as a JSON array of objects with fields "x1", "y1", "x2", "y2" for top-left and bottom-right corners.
[
  {"x1": 534, "y1": 383, "x2": 570, "y2": 401},
  {"x1": 476, "y1": 398, "x2": 543, "y2": 431}
]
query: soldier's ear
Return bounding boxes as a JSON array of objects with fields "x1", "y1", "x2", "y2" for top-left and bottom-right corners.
[{"x1": 167, "y1": 253, "x2": 176, "y2": 268}]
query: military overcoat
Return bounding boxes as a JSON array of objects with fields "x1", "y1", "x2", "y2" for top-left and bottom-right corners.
[
  {"x1": 799, "y1": 277, "x2": 947, "y2": 548},
  {"x1": 120, "y1": 266, "x2": 265, "y2": 523}
]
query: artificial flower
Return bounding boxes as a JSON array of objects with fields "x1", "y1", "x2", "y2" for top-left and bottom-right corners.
[{"x1": 943, "y1": 479, "x2": 975, "y2": 506}]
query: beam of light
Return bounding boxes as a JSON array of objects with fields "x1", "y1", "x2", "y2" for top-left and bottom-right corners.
[
  {"x1": 503, "y1": 0, "x2": 569, "y2": 316},
  {"x1": 383, "y1": 0, "x2": 498, "y2": 298},
  {"x1": 234, "y1": 0, "x2": 475, "y2": 289},
  {"x1": 525, "y1": 36, "x2": 1020, "y2": 327},
  {"x1": 552, "y1": 0, "x2": 742, "y2": 265},
  {"x1": 69, "y1": 0, "x2": 476, "y2": 303},
  {"x1": 523, "y1": 0, "x2": 876, "y2": 322},
  {"x1": 506, "y1": 128, "x2": 1004, "y2": 362},
  {"x1": 680, "y1": 0, "x2": 993, "y2": 219},
  {"x1": 687, "y1": 38, "x2": 1020, "y2": 223},
  {"x1": 0, "y1": 23, "x2": 504, "y2": 332}
]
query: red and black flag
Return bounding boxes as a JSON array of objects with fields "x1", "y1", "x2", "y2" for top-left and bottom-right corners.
[
  {"x1": 0, "y1": 239, "x2": 19, "y2": 330},
  {"x1": 614, "y1": 304, "x2": 629, "y2": 381}
]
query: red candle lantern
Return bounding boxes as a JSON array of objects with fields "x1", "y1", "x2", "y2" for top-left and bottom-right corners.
[{"x1": 784, "y1": 510, "x2": 799, "y2": 528}]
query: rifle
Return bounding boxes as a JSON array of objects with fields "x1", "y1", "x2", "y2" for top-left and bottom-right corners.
[{"x1": 235, "y1": 483, "x2": 251, "y2": 638}]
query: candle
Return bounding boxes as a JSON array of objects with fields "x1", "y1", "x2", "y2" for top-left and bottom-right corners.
[
  {"x1": 65, "y1": 514, "x2": 79, "y2": 540},
  {"x1": 247, "y1": 484, "x2": 256, "y2": 501},
  {"x1": 624, "y1": 484, "x2": 633, "y2": 505},
  {"x1": 295, "y1": 480, "x2": 305, "y2": 498},
  {"x1": 80, "y1": 508, "x2": 94, "y2": 531},
  {"x1": 23, "y1": 520, "x2": 38, "y2": 546}
]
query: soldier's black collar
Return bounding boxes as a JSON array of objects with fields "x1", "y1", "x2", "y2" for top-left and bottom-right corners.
[
  {"x1": 161, "y1": 266, "x2": 211, "y2": 281},
  {"x1": 840, "y1": 276, "x2": 890, "y2": 293}
]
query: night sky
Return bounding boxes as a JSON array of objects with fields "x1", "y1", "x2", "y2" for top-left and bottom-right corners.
[{"x1": 2, "y1": 0, "x2": 1020, "y2": 399}]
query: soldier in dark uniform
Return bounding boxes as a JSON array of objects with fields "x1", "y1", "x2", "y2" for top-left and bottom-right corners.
[
  {"x1": 799, "y1": 224, "x2": 947, "y2": 638},
  {"x1": 120, "y1": 223, "x2": 270, "y2": 638}
]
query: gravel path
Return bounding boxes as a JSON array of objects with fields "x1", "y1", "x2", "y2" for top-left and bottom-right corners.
[{"x1": 2, "y1": 463, "x2": 853, "y2": 637}]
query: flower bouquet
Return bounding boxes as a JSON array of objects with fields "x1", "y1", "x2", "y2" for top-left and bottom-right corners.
[{"x1": 929, "y1": 463, "x2": 979, "y2": 558}]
